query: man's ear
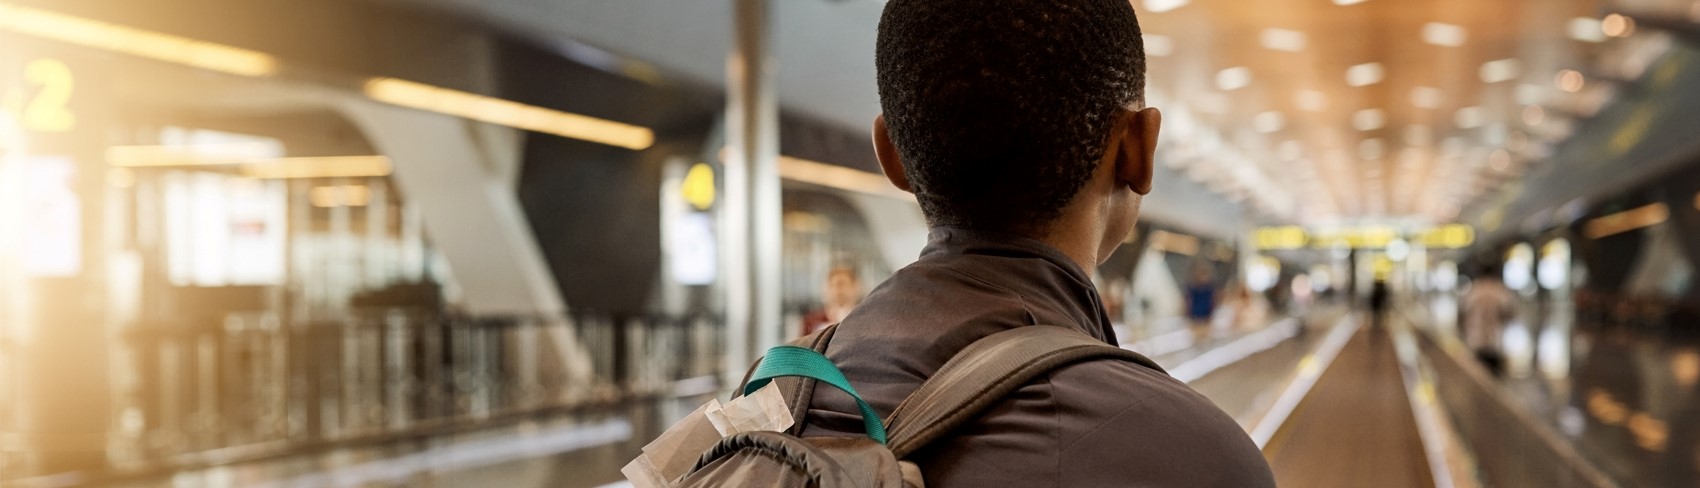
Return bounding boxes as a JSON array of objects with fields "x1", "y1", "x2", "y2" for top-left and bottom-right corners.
[
  {"x1": 872, "y1": 114, "x2": 913, "y2": 193},
  {"x1": 1117, "y1": 107, "x2": 1161, "y2": 195}
]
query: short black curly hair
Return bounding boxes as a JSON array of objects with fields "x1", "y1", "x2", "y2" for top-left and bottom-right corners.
[{"x1": 877, "y1": 0, "x2": 1146, "y2": 233}]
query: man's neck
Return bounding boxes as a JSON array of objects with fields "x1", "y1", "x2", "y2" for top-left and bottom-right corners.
[{"x1": 1032, "y1": 213, "x2": 1105, "y2": 273}]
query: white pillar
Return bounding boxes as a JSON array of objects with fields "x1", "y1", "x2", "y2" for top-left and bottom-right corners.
[{"x1": 722, "y1": 0, "x2": 783, "y2": 388}]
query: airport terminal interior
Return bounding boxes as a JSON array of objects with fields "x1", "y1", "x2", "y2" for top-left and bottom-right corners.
[{"x1": 2, "y1": 0, "x2": 1700, "y2": 486}]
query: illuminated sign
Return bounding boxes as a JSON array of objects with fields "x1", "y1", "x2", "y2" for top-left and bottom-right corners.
[
  {"x1": 1, "y1": 58, "x2": 77, "y2": 133},
  {"x1": 1251, "y1": 223, "x2": 1474, "y2": 250},
  {"x1": 681, "y1": 163, "x2": 716, "y2": 210}
]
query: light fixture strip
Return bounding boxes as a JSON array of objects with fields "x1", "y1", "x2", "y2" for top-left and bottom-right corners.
[
  {"x1": 1583, "y1": 202, "x2": 1669, "y2": 239},
  {"x1": 364, "y1": 77, "x2": 655, "y2": 151},
  {"x1": 0, "y1": 3, "x2": 278, "y2": 77}
]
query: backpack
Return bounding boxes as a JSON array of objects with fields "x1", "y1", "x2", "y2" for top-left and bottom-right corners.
[{"x1": 664, "y1": 323, "x2": 1164, "y2": 487}]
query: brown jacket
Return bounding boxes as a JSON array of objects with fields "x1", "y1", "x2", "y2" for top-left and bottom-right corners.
[{"x1": 801, "y1": 228, "x2": 1276, "y2": 487}]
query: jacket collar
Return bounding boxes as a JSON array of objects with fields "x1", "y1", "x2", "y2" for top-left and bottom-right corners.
[{"x1": 918, "y1": 226, "x2": 1116, "y2": 343}]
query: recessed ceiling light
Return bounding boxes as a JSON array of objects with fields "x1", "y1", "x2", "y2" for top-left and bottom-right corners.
[
  {"x1": 1556, "y1": 69, "x2": 1585, "y2": 93},
  {"x1": 1334, "y1": 0, "x2": 1368, "y2": 5},
  {"x1": 1455, "y1": 106, "x2": 1485, "y2": 129},
  {"x1": 1254, "y1": 111, "x2": 1285, "y2": 133},
  {"x1": 1295, "y1": 90, "x2": 1328, "y2": 112},
  {"x1": 1480, "y1": 59, "x2": 1521, "y2": 83},
  {"x1": 1144, "y1": 0, "x2": 1188, "y2": 13},
  {"x1": 1411, "y1": 86, "x2": 1442, "y2": 109},
  {"x1": 1569, "y1": 17, "x2": 1606, "y2": 42},
  {"x1": 1216, "y1": 67, "x2": 1252, "y2": 91},
  {"x1": 1144, "y1": 35, "x2": 1174, "y2": 56},
  {"x1": 1602, "y1": 14, "x2": 1635, "y2": 38},
  {"x1": 1353, "y1": 108, "x2": 1385, "y2": 131},
  {"x1": 1522, "y1": 105, "x2": 1546, "y2": 126},
  {"x1": 1422, "y1": 22, "x2": 1467, "y2": 47},
  {"x1": 1346, "y1": 62, "x2": 1385, "y2": 87},
  {"x1": 1261, "y1": 28, "x2": 1307, "y2": 52}
]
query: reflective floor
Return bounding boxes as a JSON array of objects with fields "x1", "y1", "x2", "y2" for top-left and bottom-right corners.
[{"x1": 1420, "y1": 296, "x2": 1700, "y2": 488}]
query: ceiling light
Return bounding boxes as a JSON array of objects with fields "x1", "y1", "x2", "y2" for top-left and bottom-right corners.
[
  {"x1": 1411, "y1": 87, "x2": 1442, "y2": 109},
  {"x1": 1144, "y1": 35, "x2": 1174, "y2": 56},
  {"x1": 1346, "y1": 62, "x2": 1385, "y2": 87},
  {"x1": 1216, "y1": 67, "x2": 1253, "y2": 91},
  {"x1": 0, "y1": 4, "x2": 279, "y2": 77},
  {"x1": 1261, "y1": 28, "x2": 1308, "y2": 52},
  {"x1": 1522, "y1": 105, "x2": 1546, "y2": 126},
  {"x1": 1602, "y1": 14, "x2": 1635, "y2": 38},
  {"x1": 364, "y1": 77, "x2": 655, "y2": 150},
  {"x1": 240, "y1": 156, "x2": 394, "y2": 179},
  {"x1": 1480, "y1": 59, "x2": 1521, "y2": 83},
  {"x1": 1422, "y1": 22, "x2": 1467, "y2": 47},
  {"x1": 1353, "y1": 109, "x2": 1385, "y2": 131},
  {"x1": 1144, "y1": 0, "x2": 1189, "y2": 13},
  {"x1": 778, "y1": 156, "x2": 912, "y2": 200},
  {"x1": 1569, "y1": 17, "x2": 1606, "y2": 42},
  {"x1": 1556, "y1": 70, "x2": 1585, "y2": 93},
  {"x1": 1333, "y1": 0, "x2": 1368, "y2": 5},
  {"x1": 106, "y1": 142, "x2": 285, "y2": 167},
  {"x1": 1295, "y1": 90, "x2": 1328, "y2": 112},
  {"x1": 1584, "y1": 203, "x2": 1668, "y2": 239},
  {"x1": 1254, "y1": 111, "x2": 1285, "y2": 133},
  {"x1": 1455, "y1": 106, "x2": 1485, "y2": 129}
]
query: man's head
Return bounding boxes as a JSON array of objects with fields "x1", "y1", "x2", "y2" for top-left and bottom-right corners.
[
  {"x1": 823, "y1": 265, "x2": 862, "y2": 308},
  {"x1": 872, "y1": 0, "x2": 1159, "y2": 264}
]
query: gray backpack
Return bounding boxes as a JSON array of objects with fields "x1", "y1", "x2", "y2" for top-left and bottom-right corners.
[{"x1": 672, "y1": 324, "x2": 1163, "y2": 487}]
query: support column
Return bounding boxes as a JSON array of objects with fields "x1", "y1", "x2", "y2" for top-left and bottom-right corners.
[{"x1": 723, "y1": 0, "x2": 783, "y2": 388}]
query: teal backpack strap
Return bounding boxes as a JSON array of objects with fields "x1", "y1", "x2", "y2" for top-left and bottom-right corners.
[{"x1": 743, "y1": 345, "x2": 888, "y2": 445}]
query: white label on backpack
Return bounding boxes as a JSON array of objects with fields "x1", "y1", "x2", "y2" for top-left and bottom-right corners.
[
  {"x1": 705, "y1": 382, "x2": 795, "y2": 436},
  {"x1": 635, "y1": 399, "x2": 726, "y2": 485}
]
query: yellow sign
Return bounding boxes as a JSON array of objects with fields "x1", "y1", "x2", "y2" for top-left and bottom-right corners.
[
  {"x1": 1253, "y1": 223, "x2": 1474, "y2": 250},
  {"x1": 1253, "y1": 226, "x2": 1307, "y2": 250},
  {"x1": 1418, "y1": 224, "x2": 1475, "y2": 249},
  {"x1": 2, "y1": 58, "x2": 77, "y2": 132},
  {"x1": 682, "y1": 163, "x2": 716, "y2": 210}
]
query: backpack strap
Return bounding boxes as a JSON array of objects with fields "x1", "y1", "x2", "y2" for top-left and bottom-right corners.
[
  {"x1": 733, "y1": 323, "x2": 839, "y2": 436},
  {"x1": 882, "y1": 325, "x2": 1165, "y2": 459}
]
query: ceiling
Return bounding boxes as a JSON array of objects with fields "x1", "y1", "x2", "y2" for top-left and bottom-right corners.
[{"x1": 390, "y1": 0, "x2": 1696, "y2": 228}]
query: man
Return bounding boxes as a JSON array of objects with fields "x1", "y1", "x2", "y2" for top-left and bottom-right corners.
[
  {"x1": 799, "y1": 1, "x2": 1277, "y2": 486},
  {"x1": 1463, "y1": 265, "x2": 1515, "y2": 376},
  {"x1": 800, "y1": 265, "x2": 863, "y2": 337},
  {"x1": 1369, "y1": 277, "x2": 1391, "y2": 332}
]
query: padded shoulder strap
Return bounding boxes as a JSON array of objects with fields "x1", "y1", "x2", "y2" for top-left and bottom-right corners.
[{"x1": 883, "y1": 325, "x2": 1164, "y2": 459}]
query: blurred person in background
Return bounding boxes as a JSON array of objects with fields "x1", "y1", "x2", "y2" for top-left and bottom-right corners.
[
  {"x1": 1186, "y1": 266, "x2": 1216, "y2": 326},
  {"x1": 1369, "y1": 277, "x2": 1391, "y2": 333},
  {"x1": 1463, "y1": 264, "x2": 1515, "y2": 376},
  {"x1": 800, "y1": 264, "x2": 863, "y2": 336}
]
